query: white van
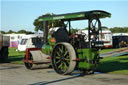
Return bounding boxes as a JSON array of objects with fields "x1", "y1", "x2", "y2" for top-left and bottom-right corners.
[
  {"x1": 77, "y1": 29, "x2": 113, "y2": 48},
  {"x1": 17, "y1": 35, "x2": 43, "y2": 51}
]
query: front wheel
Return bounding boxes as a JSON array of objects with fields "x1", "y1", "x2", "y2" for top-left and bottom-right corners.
[
  {"x1": 52, "y1": 43, "x2": 76, "y2": 75},
  {"x1": 24, "y1": 53, "x2": 33, "y2": 69}
]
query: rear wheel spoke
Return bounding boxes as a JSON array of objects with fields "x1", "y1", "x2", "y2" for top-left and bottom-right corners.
[
  {"x1": 63, "y1": 62, "x2": 68, "y2": 70},
  {"x1": 64, "y1": 58, "x2": 70, "y2": 61},
  {"x1": 56, "y1": 60, "x2": 61, "y2": 64},
  {"x1": 58, "y1": 62, "x2": 63, "y2": 69},
  {"x1": 59, "y1": 48, "x2": 62, "y2": 53},
  {"x1": 64, "y1": 51, "x2": 68, "y2": 56},
  {"x1": 56, "y1": 56, "x2": 60, "y2": 59},
  {"x1": 57, "y1": 51, "x2": 60, "y2": 56}
]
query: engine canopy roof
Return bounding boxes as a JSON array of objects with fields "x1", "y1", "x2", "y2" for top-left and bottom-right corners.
[{"x1": 38, "y1": 10, "x2": 111, "y2": 22}]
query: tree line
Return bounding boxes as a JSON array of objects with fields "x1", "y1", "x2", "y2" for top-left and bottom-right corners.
[
  {"x1": 109, "y1": 27, "x2": 128, "y2": 33},
  {"x1": 83, "y1": 26, "x2": 128, "y2": 33},
  {"x1": 0, "y1": 30, "x2": 34, "y2": 34},
  {"x1": 1, "y1": 27, "x2": 128, "y2": 34},
  {"x1": 33, "y1": 13, "x2": 65, "y2": 32}
]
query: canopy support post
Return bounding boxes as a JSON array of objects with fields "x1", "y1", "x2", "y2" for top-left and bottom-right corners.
[
  {"x1": 88, "y1": 19, "x2": 91, "y2": 48},
  {"x1": 43, "y1": 21, "x2": 48, "y2": 44},
  {"x1": 68, "y1": 20, "x2": 71, "y2": 35}
]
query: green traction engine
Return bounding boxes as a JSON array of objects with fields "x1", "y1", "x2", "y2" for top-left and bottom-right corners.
[{"x1": 24, "y1": 10, "x2": 111, "y2": 75}]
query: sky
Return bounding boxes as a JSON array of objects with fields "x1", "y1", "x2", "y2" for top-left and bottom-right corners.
[{"x1": 1, "y1": 0, "x2": 128, "y2": 32}]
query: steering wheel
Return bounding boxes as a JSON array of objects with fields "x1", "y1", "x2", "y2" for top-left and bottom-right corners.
[
  {"x1": 81, "y1": 32, "x2": 87, "y2": 40},
  {"x1": 90, "y1": 19, "x2": 101, "y2": 34},
  {"x1": 89, "y1": 18, "x2": 101, "y2": 41}
]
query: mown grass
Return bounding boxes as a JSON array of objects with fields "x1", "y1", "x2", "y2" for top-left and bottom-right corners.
[
  {"x1": 98, "y1": 48, "x2": 128, "y2": 75},
  {"x1": 8, "y1": 48, "x2": 128, "y2": 75},
  {"x1": 8, "y1": 48, "x2": 25, "y2": 64},
  {"x1": 99, "y1": 48, "x2": 117, "y2": 54},
  {"x1": 97, "y1": 55, "x2": 128, "y2": 75}
]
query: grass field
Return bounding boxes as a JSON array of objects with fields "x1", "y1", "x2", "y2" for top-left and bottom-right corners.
[
  {"x1": 8, "y1": 48, "x2": 25, "y2": 64},
  {"x1": 8, "y1": 48, "x2": 128, "y2": 75},
  {"x1": 99, "y1": 48, "x2": 117, "y2": 54},
  {"x1": 97, "y1": 55, "x2": 128, "y2": 75}
]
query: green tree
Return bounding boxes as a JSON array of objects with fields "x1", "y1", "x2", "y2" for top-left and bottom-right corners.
[
  {"x1": 0, "y1": 31, "x2": 5, "y2": 34},
  {"x1": 17, "y1": 30, "x2": 27, "y2": 34},
  {"x1": 84, "y1": 27, "x2": 88, "y2": 30},
  {"x1": 110, "y1": 27, "x2": 128, "y2": 33},
  {"x1": 70, "y1": 29, "x2": 79, "y2": 33},
  {"x1": 25, "y1": 31, "x2": 34, "y2": 34},
  {"x1": 102, "y1": 26, "x2": 108, "y2": 30},
  {"x1": 7, "y1": 30, "x2": 16, "y2": 34},
  {"x1": 33, "y1": 13, "x2": 65, "y2": 32},
  {"x1": 83, "y1": 26, "x2": 108, "y2": 30},
  {"x1": 17, "y1": 29, "x2": 34, "y2": 34}
]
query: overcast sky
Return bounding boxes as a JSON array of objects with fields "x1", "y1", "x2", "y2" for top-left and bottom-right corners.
[{"x1": 1, "y1": 0, "x2": 128, "y2": 32}]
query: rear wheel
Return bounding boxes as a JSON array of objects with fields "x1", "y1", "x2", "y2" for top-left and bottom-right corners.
[{"x1": 52, "y1": 43, "x2": 76, "y2": 75}]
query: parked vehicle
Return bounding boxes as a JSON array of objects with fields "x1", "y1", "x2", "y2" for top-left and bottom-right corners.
[
  {"x1": 112, "y1": 33, "x2": 128, "y2": 48},
  {"x1": 17, "y1": 35, "x2": 43, "y2": 51},
  {"x1": 0, "y1": 33, "x2": 10, "y2": 63},
  {"x1": 3, "y1": 34, "x2": 26, "y2": 48},
  {"x1": 24, "y1": 10, "x2": 111, "y2": 75}
]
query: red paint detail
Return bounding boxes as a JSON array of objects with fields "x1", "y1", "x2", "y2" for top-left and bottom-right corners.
[
  {"x1": 104, "y1": 41, "x2": 110, "y2": 43},
  {"x1": 47, "y1": 57, "x2": 51, "y2": 59},
  {"x1": 34, "y1": 62, "x2": 51, "y2": 64},
  {"x1": 50, "y1": 38, "x2": 56, "y2": 42},
  {"x1": 71, "y1": 34, "x2": 75, "y2": 38},
  {"x1": 103, "y1": 45, "x2": 113, "y2": 48},
  {"x1": 73, "y1": 58, "x2": 81, "y2": 61},
  {"x1": 24, "y1": 60, "x2": 33, "y2": 63},
  {"x1": 25, "y1": 48, "x2": 40, "y2": 62}
]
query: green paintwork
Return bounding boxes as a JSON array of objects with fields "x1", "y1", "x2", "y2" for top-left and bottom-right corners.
[
  {"x1": 42, "y1": 44, "x2": 53, "y2": 55},
  {"x1": 48, "y1": 34, "x2": 56, "y2": 46},
  {"x1": 38, "y1": 10, "x2": 111, "y2": 21},
  {"x1": 77, "y1": 48, "x2": 99, "y2": 70},
  {"x1": 41, "y1": 34, "x2": 55, "y2": 55}
]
